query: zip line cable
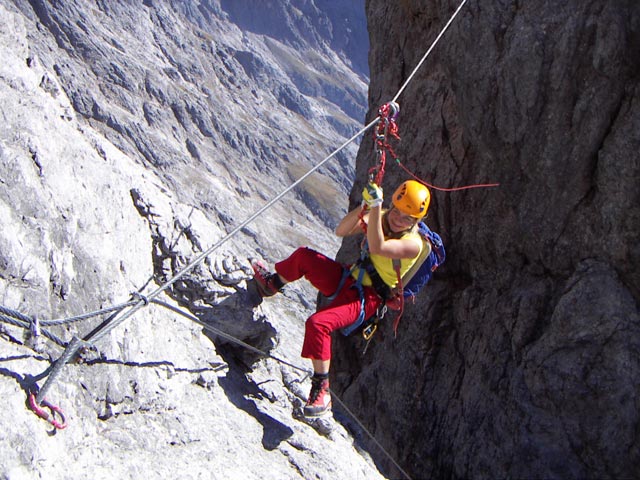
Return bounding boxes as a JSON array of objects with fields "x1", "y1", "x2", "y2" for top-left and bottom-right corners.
[
  {"x1": 32, "y1": 118, "x2": 380, "y2": 405},
  {"x1": 392, "y1": 0, "x2": 469, "y2": 104}
]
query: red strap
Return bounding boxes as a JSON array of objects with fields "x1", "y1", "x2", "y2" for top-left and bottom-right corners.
[
  {"x1": 392, "y1": 263, "x2": 405, "y2": 336},
  {"x1": 358, "y1": 205, "x2": 369, "y2": 234},
  {"x1": 29, "y1": 392, "x2": 68, "y2": 430}
]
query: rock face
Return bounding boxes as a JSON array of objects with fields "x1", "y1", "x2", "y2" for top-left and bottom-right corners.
[
  {"x1": 0, "y1": 1, "x2": 387, "y2": 479},
  {"x1": 333, "y1": 1, "x2": 640, "y2": 478}
]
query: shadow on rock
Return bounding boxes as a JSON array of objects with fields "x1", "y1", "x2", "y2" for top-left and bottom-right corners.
[
  {"x1": 194, "y1": 282, "x2": 291, "y2": 449},
  {"x1": 198, "y1": 280, "x2": 276, "y2": 366},
  {"x1": 217, "y1": 358, "x2": 293, "y2": 450}
]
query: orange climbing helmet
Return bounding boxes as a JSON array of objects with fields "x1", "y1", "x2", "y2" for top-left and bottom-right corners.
[{"x1": 392, "y1": 180, "x2": 430, "y2": 218}]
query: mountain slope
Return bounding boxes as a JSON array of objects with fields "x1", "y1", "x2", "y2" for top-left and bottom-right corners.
[{"x1": 0, "y1": 1, "x2": 386, "y2": 479}]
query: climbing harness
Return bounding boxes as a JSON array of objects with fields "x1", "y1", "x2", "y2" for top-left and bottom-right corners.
[
  {"x1": 344, "y1": 210, "x2": 449, "y2": 343},
  {"x1": 333, "y1": 235, "x2": 406, "y2": 340}
]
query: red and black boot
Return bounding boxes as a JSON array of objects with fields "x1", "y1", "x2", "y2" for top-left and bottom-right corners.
[
  {"x1": 251, "y1": 260, "x2": 284, "y2": 298},
  {"x1": 304, "y1": 373, "x2": 331, "y2": 417}
]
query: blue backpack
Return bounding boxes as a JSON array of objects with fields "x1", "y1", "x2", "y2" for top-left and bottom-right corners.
[{"x1": 402, "y1": 222, "x2": 446, "y2": 299}]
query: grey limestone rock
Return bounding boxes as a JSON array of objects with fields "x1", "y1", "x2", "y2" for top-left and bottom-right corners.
[{"x1": 0, "y1": 1, "x2": 385, "y2": 479}]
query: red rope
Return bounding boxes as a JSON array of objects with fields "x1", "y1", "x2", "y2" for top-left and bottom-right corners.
[
  {"x1": 395, "y1": 159, "x2": 500, "y2": 192},
  {"x1": 358, "y1": 205, "x2": 368, "y2": 233},
  {"x1": 368, "y1": 102, "x2": 499, "y2": 193},
  {"x1": 360, "y1": 102, "x2": 403, "y2": 233},
  {"x1": 370, "y1": 153, "x2": 386, "y2": 186}
]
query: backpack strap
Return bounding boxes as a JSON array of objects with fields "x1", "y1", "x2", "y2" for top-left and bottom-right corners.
[
  {"x1": 388, "y1": 231, "x2": 434, "y2": 335},
  {"x1": 323, "y1": 266, "x2": 351, "y2": 303},
  {"x1": 396, "y1": 235, "x2": 432, "y2": 294}
]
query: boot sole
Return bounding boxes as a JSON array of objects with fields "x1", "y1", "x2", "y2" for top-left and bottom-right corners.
[
  {"x1": 303, "y1": 401, "x2": 332, "y2": 417},
  {"x1": 251, "y1": 261, "x2": 279, "y2": 297}
]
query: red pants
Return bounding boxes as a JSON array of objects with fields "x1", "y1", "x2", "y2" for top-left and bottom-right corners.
[{"x1": 275, "y1": 247, "x2": 382, "y2": 360}]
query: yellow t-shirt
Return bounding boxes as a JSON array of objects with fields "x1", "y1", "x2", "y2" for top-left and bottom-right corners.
[{"x1": 352, "y1": 229, "x2": 429, "y2": 288}]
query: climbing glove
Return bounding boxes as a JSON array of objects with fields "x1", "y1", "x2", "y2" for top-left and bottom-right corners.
[{"x1": 362, "y1": 182, "x2": 383, "y2": 208}]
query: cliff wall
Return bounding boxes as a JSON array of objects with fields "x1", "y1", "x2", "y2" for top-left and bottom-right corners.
[{"x1": 334, "y1": 1, "x2": 640, "y2": 478}]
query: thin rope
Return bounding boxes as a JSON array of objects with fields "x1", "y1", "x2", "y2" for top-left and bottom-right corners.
[
  {"x1": 0, "y1": 313, "x2": 67, "y2": 348},
  {"x1": 150, "y1": 299, "x2": 310, "y2": 375},
  {"x1": 0, "y1": 305, "x2": 32, "y2": 324},
  {"x1": 41, "y1": 300, "x2": 137, "y2": 326},
  {"x1": 152, "y1": 299, "x2": 411, "y2": 480},
  {"x1": 396, "y1": 159, "x2": 499, "y2": 191},
  {"x1": 1, "y1": 208, "x2": 197, "y2": 333},
  {"x1": 392, "y1": 0, "x2": 469, "y2": 103},
  {"x1": 331, "y1": 393, "x2": 413, "y2": 480}
]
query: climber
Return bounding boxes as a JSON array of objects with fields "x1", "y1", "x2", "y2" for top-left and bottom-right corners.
[{"x1": 252, "y1": 179, "x2": 431, "y2": 416}]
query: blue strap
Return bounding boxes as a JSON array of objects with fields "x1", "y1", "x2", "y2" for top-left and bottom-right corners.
[
  {"x1": 340, "y1": 267, "x2": 367, "y2": 336},
  {"x1": 324, "y1": 267, "x2": 350, "y2": 303}
]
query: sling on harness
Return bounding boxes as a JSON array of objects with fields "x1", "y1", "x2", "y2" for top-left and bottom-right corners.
[
  {"x1": 339, "y1": 238, "x2": 405, "y2": 337},
  {"x1": 338, "y1": 220, "x2": 445, "y2": 339}
]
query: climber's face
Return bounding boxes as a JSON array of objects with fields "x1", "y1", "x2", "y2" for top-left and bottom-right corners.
[{"x1": 388, "y1": 207, "x2": 417, "y2": 232}]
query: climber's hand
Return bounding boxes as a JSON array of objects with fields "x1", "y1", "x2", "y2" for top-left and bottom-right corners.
[{"x1": 362, "y1": 182, "x2": 383, "y2": 208}]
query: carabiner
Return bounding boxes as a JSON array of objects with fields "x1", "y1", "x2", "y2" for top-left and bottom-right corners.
[
  {"x1": 387, "y1": 101, "x2": 400, "y2": 119},
  {"x1": 362, "y1": 322, "x2": 377, "y2": 341}
]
